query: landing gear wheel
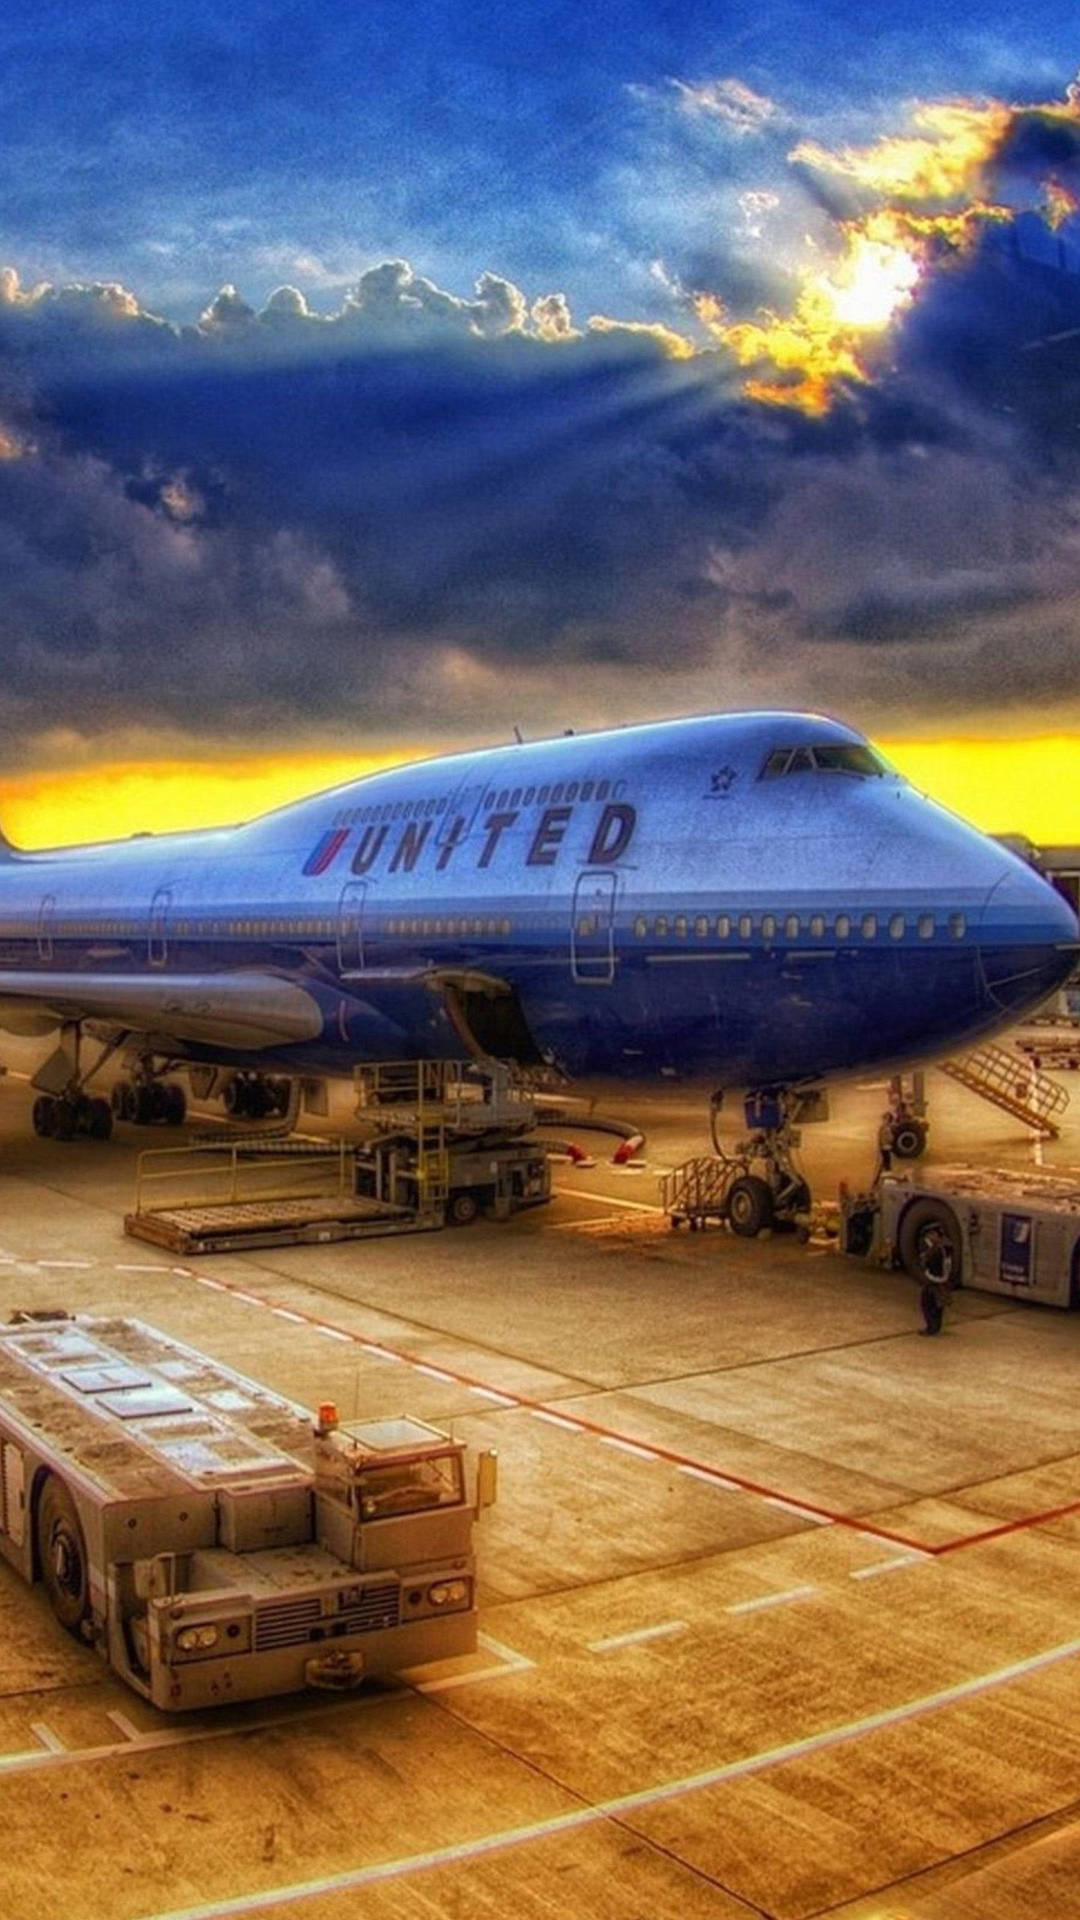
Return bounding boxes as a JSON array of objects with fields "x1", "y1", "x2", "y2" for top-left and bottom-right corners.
[
  {"x1": 890, "y1": 1118, "x2": 928, "y2": 1161},
  {"x1": 87, "y1": 1097, "x2": 113, "y2": 1141},
  {"x1": 37, "y1": 1475, "x2": 90, "y2": 1636},
  {"x1": 110, "y1": 1082, "x2": 127, "y2": 1118},
  {"x1": 52, "y1": 1097, "x2": 77, "y2": 1141},
  {"x1": 447, "y1": 1191, "x2": 479, "y2": 1227},
  {"x1": 32, "y1": 1096, "x2": 56, "y2": 1138},
  {"x1": 133, "y1": 1085, "x2": 155, "y2": 1126},
  {"x1": 898, "y1": 1199, "x2": 962, "y2": 1288},
  {"x1": 727, "y1": 1175, "x2": 775, "y2": 1238},
  {"x1": 163, "y1": 1083, "x2": 187, "y2": 1126}
]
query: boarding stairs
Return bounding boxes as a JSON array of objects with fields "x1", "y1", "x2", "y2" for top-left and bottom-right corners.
[{"x1": 939, "y1": 1042, "x2": 1070, "y2": 1139}]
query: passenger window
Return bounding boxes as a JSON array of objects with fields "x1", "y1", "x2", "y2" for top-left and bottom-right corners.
[
  {"x1": 761, "y1": 914, "x2": 777, "y2": 939},
  {"x1": 888, "y1": 914, "x2": 905, "y2": 940},
  {"x1": 809, "y1": 914, "x2": 825, "y2": 938},
  {"x1": 717, "y1": 915, "x2": 732, "y2": 939},
  {"x1": 918, "y1": 913, "x2": 934, "y2": 939},
  {"x1": 948, "y1": 912, "x2": 966, "y2": 939},
  {"x1": 634, "y1": 916, "x2": 647, "y2": 938},
  {"x1": 784, "y1": 915, "x2": 800, "y2": 938},
  {"x1": 655, "y1": 917, "x2": 668, "y2": 936},
  {"x1": 738, "y1": 914, "x2": 753, "y2": 939},
  {"x1": 694, "y1": 916, "x2": 709, "y2": 937},
  {"x1": 861, "y1": 914, "x2": 877, "y2": 939},
  {"x1": 674, "y1": 915, "x2": 688, "y2": 939},
  {"x1": 835, "y1": 914, "x2": 851, "y2": 940}
]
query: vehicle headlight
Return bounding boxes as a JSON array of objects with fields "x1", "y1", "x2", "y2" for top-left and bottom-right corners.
[
  {"x1": 176, "y1": 1624, "x2": 220, "y2": 1652},
  {"x1": 427, "y1": 1579, "x2": 469, "y2": 1608}
]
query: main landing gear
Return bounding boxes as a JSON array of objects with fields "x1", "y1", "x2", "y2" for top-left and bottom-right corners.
[
  {"x1": 30, "y1": 1031, "x2": 188, "y2": 1143},
  {"x1": 708, "y1": 1088, "x2": 822, "y2": 1237}
]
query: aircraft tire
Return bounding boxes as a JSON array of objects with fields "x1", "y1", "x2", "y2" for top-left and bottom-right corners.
[
  {"x1": 32, "y1": 1095, "x2": 56, "y2": 1137},
  {"x1": 88, "y1": 1097, "x2": 113, "y2": 1141},
  {"x1": 110, "y1": 1082, "x2": 127, "y2": 1119},
  {"x1": 164, "y1": 1083, "x2": 187, "y2": 1126},
  {"x1": 447, "y1": 1190, "x2": 480, "y2": 1227},
  {"x1": 890, "y1": 1118, "x2": 928, "y2": 1160},
  {"x1": 37, "y1": 1474, "x2": 90, "y2": 1636},
  {"x1": 133, "y1": 1085, "x2": 155, "y2": 1126},
  {"x1": 52, "y1": 1097, "x2": 77, "y2": 1141},
  {"x1": 898, "y1": 1199, "x2": 962, "y2": 1288},
  {"x1": 726, "y1": 1175, "x2": 774, "y2": 1237}
]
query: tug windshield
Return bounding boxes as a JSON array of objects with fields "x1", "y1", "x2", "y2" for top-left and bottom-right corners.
[{"x1": 357, "y1": 1451, "x2": 464, "y2": 1519}]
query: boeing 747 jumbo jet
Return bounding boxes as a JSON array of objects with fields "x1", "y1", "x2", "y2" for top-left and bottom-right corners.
[{"x1": 0, "y1": 712, "x2": 1073, "y2": 1153}]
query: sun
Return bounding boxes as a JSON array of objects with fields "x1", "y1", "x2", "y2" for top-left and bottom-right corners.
[{"x1": 815, "y1": 229, "x2": 922, "y2": 331}]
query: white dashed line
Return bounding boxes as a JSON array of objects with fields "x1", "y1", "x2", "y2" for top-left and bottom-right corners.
[
  {"x1": 587, "y1": 1621, "x2": 687, "y2": 1653},
  {"x1": 677, "y1": 1465, "x2": 743, "y2": 1491},
  {"x1": 528, "y1": 1409, "x2": 583, "y2": 1432},
  {"x1": 115, "y1": 1264, "x2": 170, "y2": 1274},
  {"x1": 30, "y1": 1723, "x2": 66, "y2": 1753},
  {"x1": 360, "y1": 1344, "x2": 401, "y2": 1361},
  {"x1": 36, "y1": 1260, "x2": 93, "y2": 1270},
  {"x1": 599, "y1": 1436, "x2": 660, "y2": 1461},
  {"x1": 762, "y1": 1496, "x2": 834, "y2": 1525},
  {"x1": 467, "y1": 1387, "x2": 518, "y2": 1406},
  {"x1": 726, "y1": 1585, "x2": 818, "y2": 1616},
  {"x1": 272, "y1": 1309, "x2": 307, "y2": 1324},
  {"x1": 312, "y1": 1326, "x2": 352, "y2": 1343},
  {"x1": 411, "y1": 1365, "x2": 457, "y2": 1383},
  {"x1": 851, "y1": 1556, "x2": 932, "y2": 1581},
  {"x1": 106, "y1": 1710, "x2": 145, "y2": 1741}
]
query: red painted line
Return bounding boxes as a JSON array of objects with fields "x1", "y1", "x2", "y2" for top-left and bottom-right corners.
[
  {"x1": 179, "y1": 1269, "x2": 930, "y2": 1556},
  {"x1": 932, "y1": 1495, "x2": 1080, "y2": 1556},
  {"x1": 169, "y1": 1271, "x2": 1080, "y2": 1561}
]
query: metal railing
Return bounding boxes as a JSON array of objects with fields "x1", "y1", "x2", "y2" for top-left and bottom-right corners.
[{"x1": 132, "y1": 1137, "x2": 353, "y2": 1217}]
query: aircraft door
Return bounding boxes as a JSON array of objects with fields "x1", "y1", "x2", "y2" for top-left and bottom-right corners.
[
  {"x1": 36, "y1": 894, "x2": 56, "y2": 963},
  {"x1": 337, "y1": 880, "x2": 368, "y2": 976},
  {"x1": 149, "y1": 887, "x2": 172, "y2": 967},
  {"x1": 571, "y1": 869, "x2": 618, "y2": 985}
]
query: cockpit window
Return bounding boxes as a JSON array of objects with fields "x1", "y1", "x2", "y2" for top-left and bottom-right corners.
[{"x1": 759, "y1": 743, "x2": 892, "y2": 779}]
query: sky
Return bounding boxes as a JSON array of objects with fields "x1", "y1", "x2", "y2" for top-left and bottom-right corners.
[{"x1": 1, "y1": 1, "x2": 1080, "y2": 841}]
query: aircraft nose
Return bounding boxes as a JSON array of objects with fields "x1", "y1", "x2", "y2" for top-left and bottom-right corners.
[{"x1": 980, "y1": 861, "x2": 1079, "y2": 1015}]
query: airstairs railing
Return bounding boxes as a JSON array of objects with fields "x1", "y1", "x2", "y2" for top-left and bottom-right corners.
[{"x1": 939, "y1": 1043, "x2": 1069, "y2": 1140}]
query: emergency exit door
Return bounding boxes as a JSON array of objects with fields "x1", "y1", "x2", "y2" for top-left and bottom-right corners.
[{"x1": 571, "y1": 870, "x2": 617, "y2": 984}]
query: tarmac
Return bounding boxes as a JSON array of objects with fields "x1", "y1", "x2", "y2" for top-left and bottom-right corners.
[{"x1": 0, "y1": 1035, "x2": 1078, "y2": 1919}]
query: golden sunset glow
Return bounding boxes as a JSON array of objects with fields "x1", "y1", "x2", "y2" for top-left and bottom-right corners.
[
  {"x1": 0, "y1": 749, "x2": 432, "y2": 850},
  {"x1": 877, "y1": 735, "x2": 1080, "y2": 844},
  {"x1": 0, "y1": 737, "x2": 1076, "y2": 853},
  {"x1": 701, "y1": 88, "x2": 1079, "y2": 413}
]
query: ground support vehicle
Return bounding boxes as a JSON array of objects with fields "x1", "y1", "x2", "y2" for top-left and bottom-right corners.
[
  {"x1": 0, "y1": 1314, "x2": 496, "y2": 1710},
  {"x1": 353, "y1": 1128, "x2": 550, "y2": 1226},
  {"x1": 841, "y1": 1166, "x2": 1080, "y2": 1308}
]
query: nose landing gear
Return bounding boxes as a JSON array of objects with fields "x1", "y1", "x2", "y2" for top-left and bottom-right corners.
[{"x1": 708, "y1": 1088, "x2": 820, "y2": 1236}]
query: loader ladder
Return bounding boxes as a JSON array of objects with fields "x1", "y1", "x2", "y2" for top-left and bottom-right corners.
[{"x1": 939, "y1": 1043, "x2": 1070, "y2": 1139}]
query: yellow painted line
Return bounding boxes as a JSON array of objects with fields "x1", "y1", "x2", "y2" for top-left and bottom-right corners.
[
  {"x1": 131, "y1": 1630, "x2": 1080, "y2": 1920},
  {"x1": 553, "y1": 1186, "x2": 664, "y2": 1214}
]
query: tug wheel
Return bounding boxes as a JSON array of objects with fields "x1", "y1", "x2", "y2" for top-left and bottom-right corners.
[
  {"x1": 726, "y1": 1175, "x2": 775, "y2": 1238},
  {"x1": 37, "y1": 1475, "x2": 90, "y2": 1635},
  {"x1": 446, "y1": 1190, "x2": 479, "y2": 1227},
  {"x1": 898, "y1": 1199, "x2": 962, "y2": 1288}
]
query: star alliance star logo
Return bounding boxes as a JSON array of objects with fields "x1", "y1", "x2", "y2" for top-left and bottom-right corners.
[{"x1": 709, "y1": 766, "x2": 738, "y2": 795}]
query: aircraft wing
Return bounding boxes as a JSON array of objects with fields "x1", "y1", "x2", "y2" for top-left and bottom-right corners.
[{"x1": 0, "y1": 970, "x2": 324, "y2": 1052}]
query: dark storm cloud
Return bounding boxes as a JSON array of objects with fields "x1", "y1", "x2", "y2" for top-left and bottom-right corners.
[{"x1": 2, "y1": 222, "x2": 1080, "y2": 755}]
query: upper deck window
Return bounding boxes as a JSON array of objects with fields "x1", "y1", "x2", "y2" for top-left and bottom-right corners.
[{"x1": 759, "y1": 743, "x2": 891, "y2": 779}]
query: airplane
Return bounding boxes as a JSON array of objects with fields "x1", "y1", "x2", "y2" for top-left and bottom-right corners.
[{"x1": 0, "y1": 710, "x2": 1073, "y2": 1216}]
